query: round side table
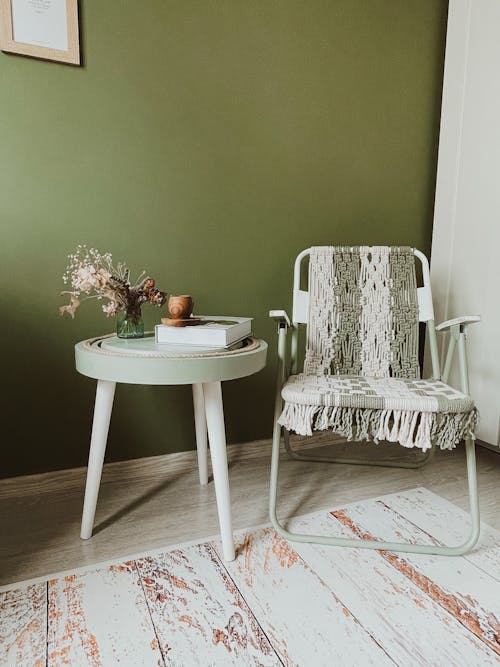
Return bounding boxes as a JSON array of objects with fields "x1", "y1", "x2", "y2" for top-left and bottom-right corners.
[{"x1": 75, "y1": 334, "x2": 268, "y2": 561}]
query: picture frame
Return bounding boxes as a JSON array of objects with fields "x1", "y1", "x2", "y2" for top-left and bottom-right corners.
[{"x1": 0, "y1": 0, "x2": 80, "y2": 65}]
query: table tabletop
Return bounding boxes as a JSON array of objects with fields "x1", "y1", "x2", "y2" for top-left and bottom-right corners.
[
  {"x1": 99, "y1": 334, "x2": 249, "y2": 357},
  {"x1": 75, "y1": 333, "x2": 268, "y2": 385}
]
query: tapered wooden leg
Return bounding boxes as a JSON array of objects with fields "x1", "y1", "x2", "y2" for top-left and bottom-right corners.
[
  {"x1": 192, "y1": 383, "x2": 208, "y2": 485},
  {"x1": 202, "y1": 381, "x2": 235, "y2": 561},
  {"x1": 80, "y1": 380, "x2": 116, "y2": 539}
]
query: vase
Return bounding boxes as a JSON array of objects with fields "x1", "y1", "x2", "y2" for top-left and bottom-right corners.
[{"x1": 116, "y1": 306, "x2": 144, "y2": 339}]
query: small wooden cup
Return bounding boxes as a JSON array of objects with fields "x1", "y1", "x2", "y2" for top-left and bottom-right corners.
[{"x1": 168, "y1": 295, "x2": 194, "y2": 320}]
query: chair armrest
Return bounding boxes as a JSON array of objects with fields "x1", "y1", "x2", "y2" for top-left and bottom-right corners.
[
  {"x1": 439, "y1": 316, "x2": 480, "y2": 387},
  {"x1": 269, "y1": 310, "x2": 291, "y2": 328},
  {"x1": 436, "y1": 315, "x2": 481, "y2": 332}
]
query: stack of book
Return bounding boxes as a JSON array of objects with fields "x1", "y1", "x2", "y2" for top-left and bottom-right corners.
[{"x1": 155, "y1": 316, "x2": 252, "y2": 348}]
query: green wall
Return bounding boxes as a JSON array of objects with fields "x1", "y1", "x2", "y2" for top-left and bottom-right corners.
[{"x1": 0, "y1": 1, "x2": 448, "y2": 478}]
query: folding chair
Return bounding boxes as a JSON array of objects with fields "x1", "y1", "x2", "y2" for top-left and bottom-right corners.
[{"x1": 269, "y1": 246, "x2": 480, "y2": 555}]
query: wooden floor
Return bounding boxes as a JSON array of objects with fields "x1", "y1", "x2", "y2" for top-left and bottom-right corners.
[{"x1": 1, "y1": 434, "x2": 499, "y2": 587}]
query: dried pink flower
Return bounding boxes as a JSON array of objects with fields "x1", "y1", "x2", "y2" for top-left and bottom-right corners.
[
  {"x1": 74, "y1": 266, "x2": 111, "y2": 292},
  {"x1": 58, "y1": 294, "x2": 80, "y2": 319},
  {"x1": 102, "y1": 300, "x2": 119, "y2": 316}
]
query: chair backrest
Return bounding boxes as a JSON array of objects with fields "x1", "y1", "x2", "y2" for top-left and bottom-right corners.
[{"x1": 291, "y1": 246, "x2": 436, "y2": 379}]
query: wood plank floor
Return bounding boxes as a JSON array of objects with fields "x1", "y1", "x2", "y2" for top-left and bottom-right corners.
[
  {"x1": 2, "y1": 487, "x2": 500, "y2": 666},
  {"x1": 1, "y1": 435, "x2": 499, "y2": 588}
]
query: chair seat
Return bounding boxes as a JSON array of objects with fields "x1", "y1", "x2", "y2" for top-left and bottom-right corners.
[
  {"x1": 281, "y1": 374, "x2": 474, "y2": 413},
  {"x1": 279, "y1": 374, "x2": 477, "y2": 450}
]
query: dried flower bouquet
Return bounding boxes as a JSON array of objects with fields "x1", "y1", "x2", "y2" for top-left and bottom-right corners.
[{"x1": 60, "y1": 246, "x2": 166, "y2": 338}]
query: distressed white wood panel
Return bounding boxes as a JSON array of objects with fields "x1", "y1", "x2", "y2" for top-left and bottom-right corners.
[
  {"x1": 47, "y1": 560, "x2": 163, "y2": 666},
  {"x1": 212, "y1": 527, "x2": 395, "y2": 666},
  {"x1": 382, "y1": 488, "x2": 500, "y2": 581},
  {"x1": 286, "y1": 510, "x2": 498, "y2": 666},
  {"x1": 0, "y1": 582, "x2": 46, "y2": 666},
  {"x1": 2, "y1": 487, "x2": 500, "y2": 667},
  {"x1": 329, "y1": 495, "x2": 500, "y2": 655},
  {"x1": 136, "y1": 543, "x2": 279, "y2": 666}
]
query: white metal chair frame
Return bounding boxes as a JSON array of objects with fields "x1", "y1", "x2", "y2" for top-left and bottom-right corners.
[{"x1": 269, "y1": 247, "x2": 481, "y2": 556}]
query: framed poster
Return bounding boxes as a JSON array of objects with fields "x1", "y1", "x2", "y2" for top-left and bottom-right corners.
[{"x1": 0, "y1": 0, "x2": 80, "y2": 65}]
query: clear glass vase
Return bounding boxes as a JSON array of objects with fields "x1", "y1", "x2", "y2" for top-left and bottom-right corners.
[{"x1": 116, "y1": 306, "x2": 144, "y2": 339}]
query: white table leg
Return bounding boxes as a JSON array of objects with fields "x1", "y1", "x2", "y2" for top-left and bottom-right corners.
[
  {"x1": 202, "y1": 381, "x2": 235, "y2": 561},
  {"x1": 80, "y1": 379, "x2": 116, "y2": 539},
  {"x1": 192, "y1": 383, "x2": 209, "y2": 485}
]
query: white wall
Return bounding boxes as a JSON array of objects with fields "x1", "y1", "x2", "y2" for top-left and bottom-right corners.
[{"x1": 429, "y1": 0, "x2": 500, "y2": 446}]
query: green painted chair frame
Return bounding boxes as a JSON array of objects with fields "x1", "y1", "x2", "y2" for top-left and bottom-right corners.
[{"x1": 269, "y1": 247, "x2": 481, "y2": 556}]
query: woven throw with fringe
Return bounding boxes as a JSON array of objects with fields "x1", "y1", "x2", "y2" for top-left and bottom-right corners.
[{"x1": 279, "y1": 246, "x2": 477, "y2": 450}]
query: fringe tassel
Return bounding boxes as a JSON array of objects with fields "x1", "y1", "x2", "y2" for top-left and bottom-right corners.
[{"x1": 278, "y1": 403, "x2": 478, "y2": 452}]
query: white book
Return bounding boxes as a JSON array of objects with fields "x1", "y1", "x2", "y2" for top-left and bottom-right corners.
[{"x1": 155, "y1": 316, "x2": 252, "y2": 348}]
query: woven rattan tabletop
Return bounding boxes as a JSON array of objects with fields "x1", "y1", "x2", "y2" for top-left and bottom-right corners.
[{"x1": 75, "y1": 334, "x2": 267, "y2": 385}]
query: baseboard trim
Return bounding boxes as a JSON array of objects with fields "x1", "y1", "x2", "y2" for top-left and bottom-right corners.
[{"x1": 477, "y1": 439, "x2": 500, "y2": 454}]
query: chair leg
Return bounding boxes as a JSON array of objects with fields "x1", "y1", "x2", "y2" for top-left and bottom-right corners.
[
  {"x1": 270, "y1": 427, "x2": 480, "y2": 556},
  {"x1": 283, "y1": 429, "x2": 433, "y2": 469}
]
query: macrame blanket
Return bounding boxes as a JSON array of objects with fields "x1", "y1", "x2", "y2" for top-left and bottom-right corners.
[
  {"x1": 279, "y1": 246, "x2": 478, "y2": 450},
  {"x1": 304, "y1": 246, "x2": 420, "y2": 378},
  {"x1": 279, "y1": 374, "x2": 478, "y2": 451}
]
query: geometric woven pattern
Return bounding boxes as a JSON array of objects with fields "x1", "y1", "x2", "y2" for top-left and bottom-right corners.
[
  {"x1": 304, "y1": 246, "x2": 420, "y2": 379},
  {"x1": 279, "y1": 246, "x2": 478, "y2": 450},
  {"x1": 278, "y1": 369, "x2": 478, "y2": 449},
  {"x1": 282, "y1": 374, "x2": 475, "y2": 414}
]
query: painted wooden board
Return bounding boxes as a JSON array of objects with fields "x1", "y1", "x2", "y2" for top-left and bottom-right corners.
[
  {"x1": 382, "y1": 487, "x2": 500, "y2": 581},
  {"x1": 135, "y1": 543, "x2": 279, "y2": 666},
  {"x1": 47, "y1": 561, "x2": 163, "y2": 666},
  {"x1": 285, "y1": 510, "x2": 499, "y2": 666},
  {"x1": 0, "y1": 583, "x2": 46, "y2": 667},
  {"x1": 211, "y1": 528, "x2": 396, "y2": 666},
  {"x1": 2, "y1": 487, "x2": 500, "y2": 667},
  {"x1": 327, "y1": 494, "x2": 500, "y2": 657}
]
